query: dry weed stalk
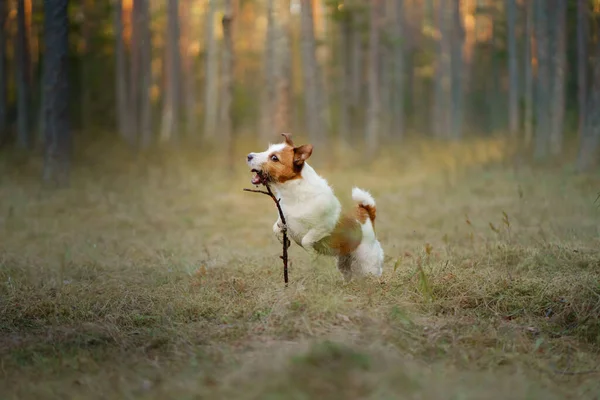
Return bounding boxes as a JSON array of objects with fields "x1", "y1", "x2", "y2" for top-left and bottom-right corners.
[{"x1": 244, "y1": 184, "x2": 290, "y2": 285}]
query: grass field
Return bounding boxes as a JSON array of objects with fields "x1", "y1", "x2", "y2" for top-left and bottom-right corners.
[{"x1": 1, "y1": 139, "x2": 599, "y2": 399}]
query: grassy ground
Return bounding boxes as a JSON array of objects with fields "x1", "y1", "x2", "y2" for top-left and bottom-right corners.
[{"x1": 1, "y1": 138, "x2": 599, "y2": 399}]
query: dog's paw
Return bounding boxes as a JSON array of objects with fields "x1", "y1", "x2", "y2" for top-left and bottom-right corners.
[{"x1": 273, "y1": 220, "x2": 287, "y2": 234}]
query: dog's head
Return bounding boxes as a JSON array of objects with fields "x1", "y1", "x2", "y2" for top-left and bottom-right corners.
[{"x1": 246, "y1": 133, "x2": 313, "y2": 186}]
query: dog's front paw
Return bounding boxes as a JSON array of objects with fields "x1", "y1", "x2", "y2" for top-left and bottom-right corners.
[{"x1": 273, "y1": 220, "x2": 287, "y2": 234}]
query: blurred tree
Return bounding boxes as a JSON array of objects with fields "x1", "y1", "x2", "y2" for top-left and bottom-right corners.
[
  {"x1": 365, "y1": 0, "x2": 381, "y2": 157},
  {"x1": 577, "y1": 0, "x2": 588, "y2": 140},
  {"x1": 549, "y1": 0, "x2": 566, "y2": 156},
  {"x1": 42, "y1": 0, "x2": 71, "y2": 186},
  {"x1": 220, "y1": 0, "x2": 235, "y2": 158},
  {"x1": 432, "y1": 0, "x2": 450, "y2": 139},
  {"x1": 182, "y1": 0, "x2": 198, "y2": 138},
  {"x1": 524, "y1": 0, "x2": 533, "y2": 147},
  {"x1": 534, "y1": 0, "x2": 550, "y2": 160},
  {"x1": 391, "y1": 0, "x2": 405, "y2": 139},
  {"x1": 161, "y1": 0, "x2": 181, "y2": 143},
  {"x1": 272, "y1": 0, "x2": 292, "y2": 135},
  {"x1": 260, "y1": 0, "x2": 275, "y2": 141},
  {"x1": 449, "y1": 0, "x2": 464, "y2": 140},
  {"x1": 0, "y1": 0, "x2": 6, "y2": 143},
  {"x1": 203, "y1": 0, "x2": 218, "y2": 140},
  {"x1": 506, "y1": 0, "x2": 518, "y2": 137},
  {"x1": 576, "y1": 39, "x2": 600, "y2": 172},
  {"x1": 138, "y1": 0, "x2": 152, "y2": 148},
  {"x1": 16, "y1": 0, "x2": 31, "y2": 149},
  {"x1": 300, "y1": 0, "x2": 326, "y2": 149},
  {"x1": 114, "y1": 0, "x2": 132, "y2": 146}
]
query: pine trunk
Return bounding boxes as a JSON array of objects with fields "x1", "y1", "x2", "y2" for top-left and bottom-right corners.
[
  {"x1": 576, "y1": 43, "x2": 600, "y2": 172},
  {"x1": 259, "y1": 0, "x2": 275, "y2": 141},
  {"x1": 16, "y1": 0, "x2": 30, "y2": 149},
  {"x1": 338, "y1": 13, "x2": 352, "y2": 143},
  {"x1": 577, "y1": 0, "x2": 588, "y2": 139},
  {"x1": 549, "y1": 0, "x2": 566, "y2": 156},
  {"x1": 182, "y1": 0, "x2": 198, "y2": 138},
  {"x1": 272, "y1": 0, "x2": 292, "y2": 135},
  {"x1": 365, "y1": 0, "x2": 381, "y2": 157},
  {"x1": 450, "y1": 0, "x2": 463, "y2": 140},
  {"x1": 114, "y1": 0, "x2": 131, "y2": 145},
  {"x1": 220, "y1": 0, "x2": 235, "y2": 154},
  {"x1": 203, "y1": 0, "x2": 219, "y2": 139},
  {"x1": 43, "y1": 0, "x2": 71, "y2": 186},
  {"x1": 392, "y1": 0, "x2": 405, "y2": 140},
  {"x1": 300, "y1": 0, "x2": 325, "y2": 147},
  {"x1": 0, "y1": 0, "x2": 7, "y2": 141},
  {"x1": 138, "y1": 0, "x2": 152, "y2": 148},
  {"x1": 524, "y1": 0, "x2": 533, "y2": 147},
  {"x1": 507, "y1": 0, "x2": 519, "y2": 137},
  {"x1": 534, "y1": 0, "x2": 550, "y2": 160}
]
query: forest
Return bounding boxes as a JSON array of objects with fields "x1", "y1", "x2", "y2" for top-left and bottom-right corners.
[{"x1": 1, "y1": 0, "x2": 600, "y2": 398}]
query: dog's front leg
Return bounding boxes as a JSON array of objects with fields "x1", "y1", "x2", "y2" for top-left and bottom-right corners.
[
  {"x1": 301, "y1": 229, "x2": 327, "y2": 261},
  {"x1": 272, "y1": 218, "x2": 290, "y2": 249}
]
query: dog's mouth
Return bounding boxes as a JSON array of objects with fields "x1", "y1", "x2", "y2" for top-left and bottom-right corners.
[{"x1": 251, "y1": 169, "x2": 268, "y2": 185}]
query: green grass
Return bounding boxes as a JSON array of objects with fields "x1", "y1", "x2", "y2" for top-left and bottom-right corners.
[{"x1": 0, "y1": 139, "x2": 599, "y2": 399}]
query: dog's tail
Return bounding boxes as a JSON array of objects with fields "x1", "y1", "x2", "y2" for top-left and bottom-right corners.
[{"x1": 352, "y1": 187, "x2": 376, "y2": 225}]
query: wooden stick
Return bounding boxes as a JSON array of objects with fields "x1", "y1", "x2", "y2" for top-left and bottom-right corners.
[{"x1": 244, "y1": 185, "x2": 290, "y2": 285}]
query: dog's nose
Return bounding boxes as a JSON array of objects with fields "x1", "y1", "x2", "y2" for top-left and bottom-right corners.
[{"x1": 247, "y1": 154, "x2": 254, "y2": 162}]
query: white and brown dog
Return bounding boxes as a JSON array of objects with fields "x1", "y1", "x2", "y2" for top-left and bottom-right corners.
[{"x1": 246, "y1": 133, "x2": 384, "y2": 280}]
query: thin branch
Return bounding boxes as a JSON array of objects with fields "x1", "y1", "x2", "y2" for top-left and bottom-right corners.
[{"x1": 244, "y1": 184, "x2": 290, "y2": 285}]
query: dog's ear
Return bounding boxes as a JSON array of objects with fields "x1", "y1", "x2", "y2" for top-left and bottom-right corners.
[
  {"x1": 281, "y1": 133, "x2": 294, "y2": 147},
  {"x1": 293, "y1": 144, "x2": 313, "y2": 167}
]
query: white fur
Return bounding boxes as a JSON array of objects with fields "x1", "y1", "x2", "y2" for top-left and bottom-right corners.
[
  {"x1": 352, "y1": 187, "x2": 376, "y2": 207},
  {"x1": 247, "y1": 146, "x2": 384, "y2": 280}
]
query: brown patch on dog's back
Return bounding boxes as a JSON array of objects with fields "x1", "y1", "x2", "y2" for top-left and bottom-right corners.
[{"x1": 316, "y1": 214, "x2": 362, "y2": 256}]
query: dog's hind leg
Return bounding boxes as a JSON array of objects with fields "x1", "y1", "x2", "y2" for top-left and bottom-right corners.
[{"x1": 337, "y1": 255, "x2": 353, "y2": 281}]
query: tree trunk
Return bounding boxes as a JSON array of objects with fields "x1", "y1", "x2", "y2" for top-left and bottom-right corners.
[
  {"x1": 300, "y1": 0, "x2": 326, "y2": 148},
  {"x1": 365, "y1": 0, "x2": 381, "y2": 157},
  {"x1": 259, "y1": 0, "x2": 275, "y2": 141},
  {"x1": 338, "y1": 12, "x2": 352, "y2": 143},
  {"x1": 16, "y1": 0, "x2": 30, "y2": 149},
  {"x1": 182, "y1": 0, "x2": 198, "y2": 138},
  {"x1": 138, "y1": 0, "x2": 152, "y2": 148},
  {"x1": 0, "y1": 0, "x2": 7, "y2": 142},
  {"x1": 432, "y1": 0, "x2": 450, "y2": 139},
  {"x1": 43, "y1": 0, "x2": 71, "y2": 186},
  {"x1": 114, "y1": 0, "x2": 131, "y2": 145},
  {"x1": 506, "y1": 0, "x2": 518, "y2": 138},
  {"x1": 203, "y1": 0, "x2": 219, "y2": 140},
  {"x1": 524, "y1": 0, "x2": 533, "y2": 147},
  {"x1": 392, "y1": 0, "x2": 405, "y2": 140},
  {"x1": 577, "y1": 0, "x2": 588, "y2": 140},
  {"x1": 161, "y1": 0, "x2": 181, "y2": 143},
  {"x1": 220, "y1": 0, "x2": 235, "y2": 159},
  {"x1": 534, "y1": 0, "x2": 550, "y2": 160},
  {"x1": 129, "y1": 0, "x2": 140, "y2": 143},
  {"x1": 449, "y1": 0, "x2": 463, "y2": 140},
  {"x1": 549, "y1": 0, "x2": 566, "y2": 156},
  {"x1": 272, "y1": 0, "x2": 292, "y2": 136},
  {"x1": 576, "y1": 43, "x2": 600, "y2": 172}
]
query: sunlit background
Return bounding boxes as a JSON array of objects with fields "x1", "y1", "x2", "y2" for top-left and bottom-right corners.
[{"x1": 0, "y1": 0, "x2": 599, "y2": 398}]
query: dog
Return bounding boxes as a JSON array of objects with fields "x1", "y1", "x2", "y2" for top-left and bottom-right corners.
[{"x1": 246, "y1": 133, "x2": 384, "y2": 280}]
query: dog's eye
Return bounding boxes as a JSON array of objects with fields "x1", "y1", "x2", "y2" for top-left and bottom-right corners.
[{"x1": 271, "y1": 155, "x2": 279, "y2": 162}]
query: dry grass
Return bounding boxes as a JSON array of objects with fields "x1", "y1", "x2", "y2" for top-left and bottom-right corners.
[{"x1": 1, "y1": 137, "x2": 599, "y2": 399}]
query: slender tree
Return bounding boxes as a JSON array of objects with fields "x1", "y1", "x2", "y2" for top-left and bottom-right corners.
[
  {"x1": 338, "y1": 6, "x2": 352, "y2": 142},
  {"x1": 272, "y1": 0, "x2": 292, "y2": 135},
  {"x1": 16, "y1": 0, "x2": 30, "y2": 148},
  {"x1": 0, "y1": 0, "x2": 7, "y2": 142},
  {"x1": 577, "y1": 0, "x2": 588, "y2": 139},
  {"x1": 43, "y1": 0, "x2": 71, "y2": 186},
  {"x1": 549, "y1": 0, "x2": 566, "y2": 156},
  {"x1": 220, "y1": 0, "x2": 235, "y2": 155},
  {"x1": 182, "y1": 0, "x2": 198, "y2": 138},
  {"x1": 365, "y1": 0, "x2": 381, "y2": 156},
  {"x1": 138, "y1": 0, "x2": 152, "y2": 148},
  {"x1": 449, "y1": 0, "x2": 464, "y2": 140},
  {"x1": 259, "y1": 0, "x2": 275, "y2": 141},
  {"x1": 432, "y1": 0, "x2": 451, "y2": 139},
  {"x1": 392, "y1": 0, "x2": 405, "y2": 139},
  {"x1": 576, "y1": 41, "x2": 600, "y2": 172},
  {"x1": 506, "y1": 0, "x2": 518, "y2": 137},
  {"x1": 114, "y1": 0, "x2": 131, "y2": 145},
  {"x1": 534, "y1": 0, "x2": 550, "y2": 160},
  {"x1": 524, "y1": 0, "x2": 533, "y2": 147},
  {"x1": 300, "y1": 0, "x2": 326, "y2": 148},
  {"x1": 203, "y1": 0, "x2": 219, "y2": 139}
]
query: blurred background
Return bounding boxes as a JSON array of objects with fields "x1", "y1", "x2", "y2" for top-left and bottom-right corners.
[{"x1": 0, "y1": 0, "x2": 599, "y2": 178}]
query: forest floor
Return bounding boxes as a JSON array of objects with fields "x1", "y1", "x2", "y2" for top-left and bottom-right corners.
[{"x1": 1, "y1": 138, "x2": 599, "y2": 399}]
